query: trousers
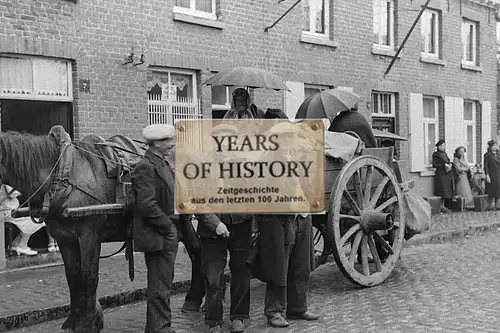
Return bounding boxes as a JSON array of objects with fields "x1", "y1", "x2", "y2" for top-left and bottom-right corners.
[
  {"x1": 264, "y1": 215, "x2": 313, "y2": 318},
  {"x1": 201, "y1": 221, "x2": 252, "y2": 326},
  {"x1": 144, "y1": 241, "x2": 178, "y2": 333}
]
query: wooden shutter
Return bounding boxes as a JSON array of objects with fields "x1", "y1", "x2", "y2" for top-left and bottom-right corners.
[
  {"x1": 409, "y1": 93, "x2": 425, "y2": 172},
  {"x1": 482, "y1": 101, "x2": 492, "y2": 150},
  {"x1": 444, "y1": 96, "x2": 457, "y2": 154},
  {"x1": 454, "y1": 97, "x2": 466, "y2": 149},
  {"x1": 284, "y1": 81, "x2": 305, "y2": 121}
]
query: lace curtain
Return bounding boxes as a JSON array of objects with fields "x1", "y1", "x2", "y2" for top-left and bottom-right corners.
[{"x1": 0, "y1": 56, "x2": 70, "y2": 99}]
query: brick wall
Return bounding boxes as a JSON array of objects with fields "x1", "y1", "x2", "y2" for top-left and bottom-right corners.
[{"x1": 0, "y1": 0, "x2": 498, "y2": 195}]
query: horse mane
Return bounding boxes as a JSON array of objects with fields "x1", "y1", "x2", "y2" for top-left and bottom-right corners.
[{"x1": 0, "y1": 131, "x2": 59, "y2": 196}]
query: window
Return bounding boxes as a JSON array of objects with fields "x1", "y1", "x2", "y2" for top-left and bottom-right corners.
[
  {"x1": 421, "y1": 9, "x2": 440, "y2": 57},
  {"x1": 372, "y1": 92, "x2": 397, "y2": 142},
  {"x1": 462, "y1": 19, "x2": 478, "y2": 65},
  {"x1": 422, "y1": 96, "x2": 439, "y2": 167},
  {"x1": 0, "y1": 55, "x2": 73, "y2": 102},
  {"x1": 146, "y1": 68, "x2": 200, "y2": 126},
  {"x1": 174, "y1": 0, "x2": 216, "y2": 20},
  {"x1": 463, "y1": 100, "x2": 477, "y2": 163},
  {"x1": 304, "y1": 83, "x2": 333, "y2": 99},
  {"x1": 211, "y1": 86, "x2": 237, "y2": 118},
  {"x1": 302, "y1": 0, "x2": 330, "y2": 38},
  {"x1": 373, "y1": 0, "x2": 395, "y2": 48}
]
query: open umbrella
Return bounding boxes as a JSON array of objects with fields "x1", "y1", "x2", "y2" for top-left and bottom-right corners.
[
  {"x1": 202, "y1": 66, "x2": 289, "y2": 91},
  {"x1": 372, "y1": 129, "x2": 407, "y2": 141},
  {"x1": 295, "y1": 88, "x2": 362, "y2": 120}
]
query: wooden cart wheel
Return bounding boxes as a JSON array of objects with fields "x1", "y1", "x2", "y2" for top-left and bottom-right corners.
[
  {"x1": 328, "y1": 155, "x2": 405, "y2": 287},
  {"x1": 312, "y1": 215, "x2": 331, "y2": 268}
]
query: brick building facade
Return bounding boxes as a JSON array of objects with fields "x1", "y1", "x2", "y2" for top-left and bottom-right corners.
[{"x1": 0, "y1": 0, "x2": 499, "y2": 197}]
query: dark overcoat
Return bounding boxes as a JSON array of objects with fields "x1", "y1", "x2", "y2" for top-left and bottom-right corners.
[
  {"x1": 131, "y1": 150, "x2": 177, "y2": 253},
  {"x1": 484, "y1": 151, "x2": 500, "y2": 198},
  {"x1": 432, "y1": 151, "x2": 454, "y2": 199}
]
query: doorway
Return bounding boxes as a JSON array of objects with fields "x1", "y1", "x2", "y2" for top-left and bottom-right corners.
[{"x1": 0, "y1": 99, "x2": 74, "y2": 137}]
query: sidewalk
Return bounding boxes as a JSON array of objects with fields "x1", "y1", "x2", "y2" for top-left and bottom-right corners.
[{"x1": 1, "y1": 209, "x2": 500, "y2": 332}]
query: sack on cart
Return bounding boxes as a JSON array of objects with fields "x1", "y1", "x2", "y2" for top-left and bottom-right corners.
[{"x1": 403, "y1": 190, "x2": 432, "y2": 240}]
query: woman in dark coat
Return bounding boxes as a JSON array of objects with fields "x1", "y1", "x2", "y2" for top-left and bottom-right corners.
[
  {"x1": 484, "y1": 140, "x2": 500, "y2": 210},
  {"x1": 432, "y1": 139, "x2": 454, "y2": 212}
]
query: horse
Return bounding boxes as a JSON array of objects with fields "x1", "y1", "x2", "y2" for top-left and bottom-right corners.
[{"x1": 0, "y1": 126, "x2": 140, "y2": 333}]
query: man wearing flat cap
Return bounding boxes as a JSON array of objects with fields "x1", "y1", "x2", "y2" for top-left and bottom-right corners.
[{"x1": 132, "y1": 123, "x2": 179, "y2": 333}]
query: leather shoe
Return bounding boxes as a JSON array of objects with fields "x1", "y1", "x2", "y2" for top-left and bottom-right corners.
[
  {"x1": 267, "y1": 313, "x2": 289, "y2": 327},
  {"x1": 286, "y1": 311, "x2": 320, "y2": 321},
  {"x1": 230, "y1": 319, "x2": 245, "y2": 332},
  {"x1": 208, "y1": 325, "x2": 222, "y2": 333}
]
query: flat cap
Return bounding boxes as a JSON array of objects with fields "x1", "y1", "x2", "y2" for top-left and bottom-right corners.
[{"x1": 142, "y1": 124, "x2": 175, "y2": 142}]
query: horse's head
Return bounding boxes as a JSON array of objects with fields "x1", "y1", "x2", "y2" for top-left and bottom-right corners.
[{"x1": 0, "y1": 131, "x2": 59, "y2": 206}]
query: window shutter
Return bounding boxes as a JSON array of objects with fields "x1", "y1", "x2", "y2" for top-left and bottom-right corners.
[
  {"x1": 453, "y1": 97, "x2": 466, "y2": 150},
  {"x1": 482, "y1": 100, "x2": 492, "y2": 150},
  {"x1": 284, "y1": 81, "x2": 305, "y2": 121},
  {"x1": 444, "y1": 96, "x2": 457, "y2": 154},
  {"x1": 409, "y1": 93, "x2": 425, "y2": 172}
]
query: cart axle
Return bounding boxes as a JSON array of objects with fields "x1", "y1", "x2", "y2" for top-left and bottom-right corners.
[{"x1": 360, "y1": 210, "x2": 394, "y2": 233}]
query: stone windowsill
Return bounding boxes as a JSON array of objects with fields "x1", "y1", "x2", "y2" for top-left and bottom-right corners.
[
  {"x1": 371, "y1": 44, "x2": 399, "y2": 58},
  {"x1": 420, "y1": 54, "x2": 446, "y2": 66},
  {"x1": 172, "y1": 10, "x2": 225, "y2": 30},
  {"x1": 300, "y1": 33, "x2": 338, "y2": 48},
  {"x1": 461, "y1": 60, "x2": 482, "y2": 72},
  {"x1": 419, "y1": 168, "x2": 436, "y2": 177}
]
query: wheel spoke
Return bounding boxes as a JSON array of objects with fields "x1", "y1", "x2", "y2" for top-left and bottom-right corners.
[
  {"x1": 360, "y1": 235, "x2": 369, "y2": 275},
  {"x1": 342, "y1": 190, "x2": 361, "y2": 215},
  {"x1": 368, "y1": 176, "x2": 389, "y2": 209},
  {"x1": 313, "y1": 229, "x2": 322, "y2": 246},
  {"x1": 348, "y1": 231, "x2": 363, "y2": 266},
  {"x1": 363, "y1": 165, "x2": 374, "y2": 207},
  {"x1": 340, "y1": 224, "x2": 361, "y2": 246},
  {"x1": 375, "y1": 196, "x2": 398, "y2": 212},
  {"x1": 367, "y1": 234, "x2": 382, "y2": 272},
  {"x1": 373, "y1": 232, "x2": 394, "y2": 255},
  {"x1": 353, "y1": 171, "x2": 364, "y2": 209}
]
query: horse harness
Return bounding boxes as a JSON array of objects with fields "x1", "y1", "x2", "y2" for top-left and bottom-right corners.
[{"x1": 24, "y1": 127, "x2": 139, "y2": 265}]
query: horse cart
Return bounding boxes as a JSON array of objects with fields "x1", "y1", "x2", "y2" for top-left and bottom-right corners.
[{"x1": 309, "y1": 130, "x2": 413, "y2": 288}]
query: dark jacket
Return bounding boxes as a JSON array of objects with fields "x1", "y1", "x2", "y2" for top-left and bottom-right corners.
[
  {"x1": 131, "y1": 150, "x2": 177, "y2": 253},
  {"x1": 432, "y1": 150, "x2": 455, "y2": 199}
]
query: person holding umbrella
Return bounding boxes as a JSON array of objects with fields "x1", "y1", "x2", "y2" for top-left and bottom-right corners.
[{"x1": 223, "y1": 88, "x2": 265, "y2": 120}]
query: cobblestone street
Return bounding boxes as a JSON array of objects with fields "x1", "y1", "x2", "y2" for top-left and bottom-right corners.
[{"x1": 8, "y1": 231, "x2": 500, "y2": 333}]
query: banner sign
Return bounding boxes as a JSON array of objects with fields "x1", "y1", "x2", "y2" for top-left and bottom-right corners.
[{"x1": 174, "y1": 119, "x2": 325, "y2": 214}]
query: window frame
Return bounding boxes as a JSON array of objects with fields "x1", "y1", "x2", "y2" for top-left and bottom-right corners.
[
  {"x1": 463, "y1": 99, "x2": 477, "y2": 165},
  {"x1": 373, "y1": 0, "x2": 395, "y2": 49},
  {"x1": 462, "y1": 19, "x2": 478, "y2": 65},
  {"x1": 302, "y1": 0, "x2": 330, "y2": 39},
  {"x1": 173, "y1": 0, "x2": 217, "y2": 20},
  {"x1": 147, "y1": 67, "x2": 200, "y2": 126},
  {"x1": 420, "y1": 8, "x2": 440, "y2": 58},
  {"x1": 0, "y1": 54, "x2": 73, "y2": 102},
  {"x1": 371, "y1": 91, "x2": 396, "y2": 118},
  {"x1": 211, "y1": 86, "x2": 237, "y2": 111},
  {"x1": 304, "y1": 83, "x2": 334, "y2": 99},
  {"x1": 422, "y1": 96, "x2": 439, "y2": 168}
]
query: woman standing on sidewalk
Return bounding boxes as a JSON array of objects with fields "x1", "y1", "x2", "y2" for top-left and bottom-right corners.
[
  {"x1": 453, "y1": 146, "x2": 474, "y2": 210},
  {"x1": 432, "y1": 140, "x2": 454, "y2": 212},
  {"x1": 484, "y1": 140, "x2": 500, "y2": 210}
]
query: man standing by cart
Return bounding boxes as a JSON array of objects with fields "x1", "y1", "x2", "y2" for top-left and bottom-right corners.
[
  {"x1": 132, "y1": 123, "x2": 178, "y2": 333},
  {"x1": 251, "y1": 122, "x2": 320, "y2": 328}
]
